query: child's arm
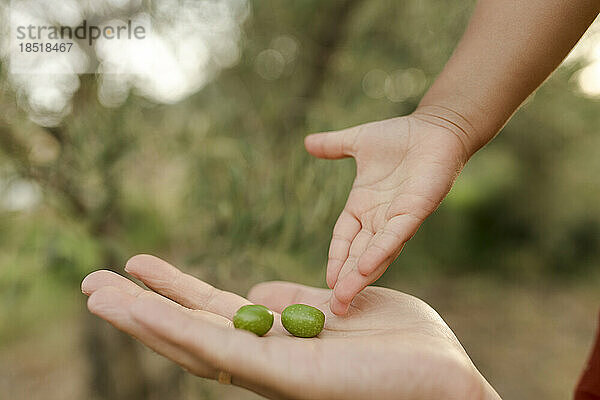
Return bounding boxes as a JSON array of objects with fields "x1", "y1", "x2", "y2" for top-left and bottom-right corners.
[
  {"x1": 305, "y1": 0, "x2": 600, "y2": 315},
  {"x1": 417, "y1": 0, "x2": 599, "y2": 153}
]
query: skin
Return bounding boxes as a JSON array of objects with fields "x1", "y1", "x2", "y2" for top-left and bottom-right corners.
[
  {"x1": 305, "y1": 116, "x2": 469, "y2": 315},
  {"x1": 306, "y1": 0, "x2": 600, "y2": 315},
  {"x1": 82, "y1": 254, "x2": 501, "y2": 400}
]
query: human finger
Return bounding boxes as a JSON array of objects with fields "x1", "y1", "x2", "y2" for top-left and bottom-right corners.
[
  {"x1": 87, "y1": 285, "x2": 226, "y2": 378},
  {"x1": 125, "y1": 254, "x2": 251, "y2": 319},
  {"x1": 357, "y1": 214, "x2": 417, "y2": 275},
  {"x1": 326, "y1": 210, "x2": 361, "y2": 289}
]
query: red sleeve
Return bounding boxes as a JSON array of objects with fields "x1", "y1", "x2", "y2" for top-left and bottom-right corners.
[{"x1": 575, "y1": 311, "x2": 600, "y2": 400}]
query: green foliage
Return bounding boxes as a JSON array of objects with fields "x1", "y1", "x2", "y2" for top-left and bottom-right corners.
[{"x1": 0, "y1": 0, "x2": 599, "y2": 341}]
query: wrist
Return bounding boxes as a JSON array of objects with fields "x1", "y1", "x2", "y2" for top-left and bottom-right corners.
[{"x1": 414, "y1": 91, "x2": 501, "y2": 158}]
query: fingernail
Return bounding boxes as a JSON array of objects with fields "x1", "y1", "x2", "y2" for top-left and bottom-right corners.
[
  {"x1": 124, "y1": 262, "x2": 138, "y2": 277},
  {"x1": 81, "y1": 276, "x2": 90, "y2": 294}
]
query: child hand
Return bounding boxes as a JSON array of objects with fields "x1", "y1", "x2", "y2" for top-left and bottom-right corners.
[{"x1": 305, "y1": 112, "x2": 474, "y2": 315}]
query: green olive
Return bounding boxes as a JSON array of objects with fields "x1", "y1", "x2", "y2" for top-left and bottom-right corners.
[
  {"x1": 233, "y1": 305, "x2": 274, "y2": 336},
  {"x1": 281, "y1": 304, "x2": 325, "y2": 338}
]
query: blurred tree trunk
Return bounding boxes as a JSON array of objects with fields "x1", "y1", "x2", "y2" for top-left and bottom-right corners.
[
  {"x1": 82, "y1": 249, "x2": 185, "y2": 400},
  {"x1": 0, "y1": 119, "x2": 184, "y2": 400},
  {"x1": 82, "y1": 247, "x2": 148, "y2": 400},
  {"x1": 84, "y1": 314, "x2": 149, "y2": 399}
]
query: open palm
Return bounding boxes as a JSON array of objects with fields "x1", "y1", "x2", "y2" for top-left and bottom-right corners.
[
  {"x1": 305, "y1": 114, "x2": 471, "y2": 314},
  {"x1": 82, "y1": 254, "x2": 498, "y2": 400}
]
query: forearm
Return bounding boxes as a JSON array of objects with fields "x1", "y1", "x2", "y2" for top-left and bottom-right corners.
[{"x1": 416, "y1": 0, "x2": 599, "y2": 156}]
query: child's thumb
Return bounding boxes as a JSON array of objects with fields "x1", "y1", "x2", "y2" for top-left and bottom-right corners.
[{"x1": 304, "y1": 127, "x2": 357, "y2": 159}]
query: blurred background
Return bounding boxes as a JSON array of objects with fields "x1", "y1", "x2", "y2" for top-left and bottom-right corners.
[{"x1": 0, "y1": 1, "x2": 599, "y2": 399}]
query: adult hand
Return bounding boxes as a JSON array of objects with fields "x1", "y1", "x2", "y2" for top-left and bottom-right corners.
[
  {"x1": 305, "y1": 113, "x2": 472, "y2": 314},
  {"x1": 82, "y1": 254, "x2": 499, "y2": 400}
]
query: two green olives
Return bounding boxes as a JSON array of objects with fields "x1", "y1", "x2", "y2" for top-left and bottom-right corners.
[{"x1": 233, "y1": 303, "x2": 325, "y2": 338}]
